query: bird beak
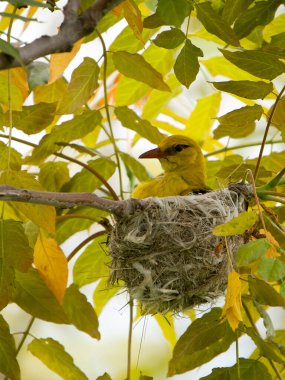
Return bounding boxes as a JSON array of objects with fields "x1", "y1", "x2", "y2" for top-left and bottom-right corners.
[{"x1": 139, "y1": 147, "x2": 167, "y2": 159}]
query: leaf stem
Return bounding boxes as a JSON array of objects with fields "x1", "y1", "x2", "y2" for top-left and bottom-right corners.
[
  {"x1": 242, "y1": 300, "x2": 283, "y2": 380},
  {"x1": 67, "y1": 230, "x2": 106, "y2": 262},
  {"x1": 204, "y1": 139, "x2": 283, "y2": 158},
  {"x1": 254, "y1": 84, "x2": 285, "y2": 179},
  {"x1": 96, "y1": 28, "x2": 124, "y2": 199},
  {"x1": 15, "y1": 316, "x2": 35, "y2": 355},
  {"x1": 235, "y1": 330, "x2": 240, "y2": 380}
]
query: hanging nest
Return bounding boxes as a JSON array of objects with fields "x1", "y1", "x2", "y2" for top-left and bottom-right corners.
[{"x1": 109, "y1": 189, "x2": 246, "y2": 314}]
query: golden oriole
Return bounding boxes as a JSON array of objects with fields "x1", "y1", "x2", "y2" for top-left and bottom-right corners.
[{"x1": 132, "y1": 135, "x2": 207, "y2": 198}]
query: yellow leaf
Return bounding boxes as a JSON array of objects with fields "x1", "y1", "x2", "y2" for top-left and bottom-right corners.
[
  {"x1": 34, "y1": 234, "x2": 68, "y2": 303},
  {"x1": 155, "y1": 313, "x2": 176, "y2": 347},
  {"x1": 112, "y1": 3, "x2": 123, "y2": 16},
  {"x1": 0, "y1": 68, "x2": 29, "y2": 101},
  {"x1": 221, "y1": 272, "x2": 243, "y2": 331},
  {"x1": 123, "y1": 0, "x2": 144, "y2": 44},
  {"x1": 259, "y1": 229, "x2": 280, "y2": 258},
  {"x1": 49, "y1": 39, "x2": 82, "y2": 83}
]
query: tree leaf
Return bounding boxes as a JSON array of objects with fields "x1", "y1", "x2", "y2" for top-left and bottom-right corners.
[
  {"x1": 56, "y1": 207, "x2": 108, "y2": 244},
  {"x1": 112, "y1": 51, "x2": 170, "y2": 91},
  {"x1": 185, "y1": 92, "x2": 221, "y2": 141},
  {"x1": 28, "y1": 338, "x2": 88, "y2": 380},
  {"x1": 5, "y1": 103, "x2": 56, "y2": 134},
  {"x1": 62, "y1": 157, "x2": 116, "y2": 193},
  {"x1": 168, "y1": 308, "x2": 236, "y2": 376},
  {"x1": 0, "y1": 76, "x2": 23, "y2": 110},
  {"x1": 213, "y1": 211, "x2": 258, "y2": 236},
  {"x1": 39, "y1": 162, "x2": 70, "y2": 192},
  {"x1": 258, "y1": 257, "x2": 285, "y2": 282},
  {"x1": 122, "y1": 0, "x2": 144, "y2": 43},
  {"x1": 0, "y1": 171, "x2": 56, "y2": 234},
  {"x1": 200, "y1": 358, "x2": 271, "y2": 380},
  {"x1": 174, "y1": 39, "x2": 203, "y2": 88},
  {"x1": 222, "y1": 0, "x2": 254, "y2": 25},
  {"x1": 249, "y1": 277, "x2": 285, "y2": 306},
  {"x1": 96, "y1": 373, "x2": 112, "y2": 380},
  {"x1": 93, "y1": 279, "x2": 120, "y2": 317},
  {"x1": 57, "y1": 58, "x2": 100, "y2": 114},
  {"x1": 221, "y1": 272, "x2": 243, "y2": 331},
  {"x1": 156, "y1": 0, "x2": 191, "y2": 27},
  {"x1": 49, "y1": 39, "x2": 82, "y2": 83},
  {"x1": 27, "y1": 110, "x2": 102, "y2": 163},
  {"x1": 268, "y1": 95, "x2": 285, "y2": 128},
  {"x1": 13, "y1": 268, "x2": 68, "y2": 323},
  {"x1": 214, "y1": 104, "x2": 263, "y2": 139},
  {"x1": 109, "y1": 26, "x2": 152, "y2": 53},
  {"x1": 233, "y1": 0, "x2": 282, "y2": 39},
  {"x1": 34, "y1": 78, "x2": 68, "y2": 104},
  {"x1": 0, "y1": 315, "x2": 20, "y2": 380},
  {"x1": 63, "y1": 284, "x2": 100, "y2": 339},
  {"x1": 73, "y1": 235, "x2": 109, "y2": 287},
  {"x1": 212, "y1": 80, "x2": 273, "y2": 100},
  {"x1": 34, "y1": 235, "x2": 68, "y2": 303},
  {"x1": 220, "y1": 49, "x2": 285, "y2": 80},
  {"x1": 0, "y1": 37, "x2": 22, "y2": 63},
  {"x1": 195, "y1": 2, "x2": 240, "y2": 46},
  {"x1": 236, "y1": 238, "x2": 271, "y2": 267},
  {"x1": 115, "y1": 106, "x2": 165, "y2": 144},
  {"x1": 120, "y1": 152, "x2": 151, "y2": 182},
  {"x1": 0, "y1": 141, "x2": 22, "y2": 171},
  {"x1": 152, "y1": 28, "x2": 185, "y2": 49},
  {"x1": 253, "y1": 301, "x2": 275, "y2": 339}
]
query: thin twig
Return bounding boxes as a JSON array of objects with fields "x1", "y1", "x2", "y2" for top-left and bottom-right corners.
[
  {"x1": 127, "y1": 297, "x2": 134, "y2": 380},
  {"x1": 254, "y1": 85, "x2": 285, "y2": 179},
  {"x1": 67, "y1": 230, "x2": 106, "y2": 262}
]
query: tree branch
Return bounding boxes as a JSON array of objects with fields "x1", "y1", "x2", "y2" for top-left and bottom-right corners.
[
  {"x1": 0, "y1": 0, "x2": 123, "y2": 70},
  {"x1": 0, "y1": 185, "x2": 145, "y2": 217}
]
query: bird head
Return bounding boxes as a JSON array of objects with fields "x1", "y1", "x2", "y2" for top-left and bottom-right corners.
[{"x1": 139, "y1": 135, "x2": 204, "y2": 172}]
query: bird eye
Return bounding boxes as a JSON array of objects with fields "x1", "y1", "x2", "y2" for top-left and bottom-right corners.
[{"x1": 174, "y1": 144, "x2": 189, "y2": 152}]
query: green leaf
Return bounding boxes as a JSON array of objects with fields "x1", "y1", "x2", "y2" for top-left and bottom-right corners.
[
  {"x1": 156, "y1": 0, "x2": 191, "y2": 27},
  {"x1": 62, "y1": 157, "x2": 116, "y2": 193},
  {"x1": 28, "y1": 338, "x2": 88, "y2": 380},
  {"x1": 0, "y1": 76, "x2": 23, "y2": 110},
  {"x1": 212, "y1": 80, "x2": 273, "y2": 100},
  {"x1": 168, "y1": 308, "x2": 236, "y2": 376},
  {"x1": 63, "y1": 284, "x2": 100, "y2": 339},
  {"x1": 143, "y1": 12, "x2": 165, "y2": 29},
  {"x1": 34, "y1": 78, "x2": 68, "y2": 104},
  {"x1": 0, "y1": 315, "x2": 20, "y2": 380},
  {"x1": 174, "y1": 39, "x2": 203, "y2": 88},
  {"x1": 27, "y1": 110, "x2": 102, "y2": 163},
  {"x1": 214, "y1": 104, "x2": 263, "y2": 139},
  {"x1": 220, "y1": 49, "x2": 285, "y2": 80},
  {"x1": 57, "y1": 58, "x2": 100, "y2": 114},
  {"x1": 0, "y1": 37, "x2": 22, "y2": 63},
  {"x1": 0, "y1": 141, "x2": 22, "y2": 170},
  {"x1": 213, "y1": 211, "x2": 258, "y2": 236},
  {"x1": 96, "y1": 374, "x2": 112, "y2": 380},
  {"x1": 236, "y1": 238, "x2": 271, "y2": 267},
  {"x1": 110, "y1": 26, "x2": 152, "y2": 53},
  {"x1": 200, "y1": 358, "x2": 271, "y2": 379},
  {"x1": 27, "y1": 62, "x2": 50, "y2": 91},
  {"x1": 0, "y1": 11, "x2": 38, "y2": 22},
  {"x1": 258, "y1": 257, "x2": 285, "y2": 282},
  {"x1": 253, "y1": 301, "x2": 275, "y2": 338},
  {"x1": 268, "y1": 95, "x2": 285, "y2": 128},
  {"x1": 233, "y1": 0, "x2": 282, "y2": 39},
  {"x1": 73, "y1": 235, "x2": 109, "y2": 287},
  {"x1": 115, "y1": 106, "x2": 165, "y2": 144},
  {"x1": 112, "y1": 51, "x2": 170, "y2": 92},
  {"x1": 5, "y1": 103, "x2": 56, "y2": 135},
  {"x1": 195, "y1": 2, "x2": 240, "y2": 46},
  {"x1": 93, "y1": 280, "x2": 120, "y2": 317},
  {"x1": 56, "y1": 207, "x2": 108, "y2": 244},
  {"x1": 222, "y1": 0, "x2": 254, "y2": 25},
  {"x1": 152, "y1": 28, "x2": 185, "y2": 49},
  {"x1": 39, "y1": 162, "x2": 70, "y2": 192},
  {"x1": 0, "y1": 260, "x2": 14, "y2": 310},
  {"x1": 120, "y1": 152, "x2": 151, "y2": 182},
  {"x1": 249, "y1": 277, "x2": 285, "y2": 306},
  {"x1": 13, "y1": 268, "x2": 68, "y2": 323}
]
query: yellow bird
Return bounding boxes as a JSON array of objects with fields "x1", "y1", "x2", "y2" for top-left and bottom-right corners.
[{"x1": 132, "y1": 135, "x2": 207, "y2": 198}]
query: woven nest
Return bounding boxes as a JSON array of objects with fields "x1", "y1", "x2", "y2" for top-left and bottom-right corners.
[{"x1": 109, "y1": 189, "x2": 246, "y2": 313}]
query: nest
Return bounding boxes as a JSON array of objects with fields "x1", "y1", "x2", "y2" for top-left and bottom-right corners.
[{"x1": 109, "y1": 189, "x2": 246, "y2": 314}]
